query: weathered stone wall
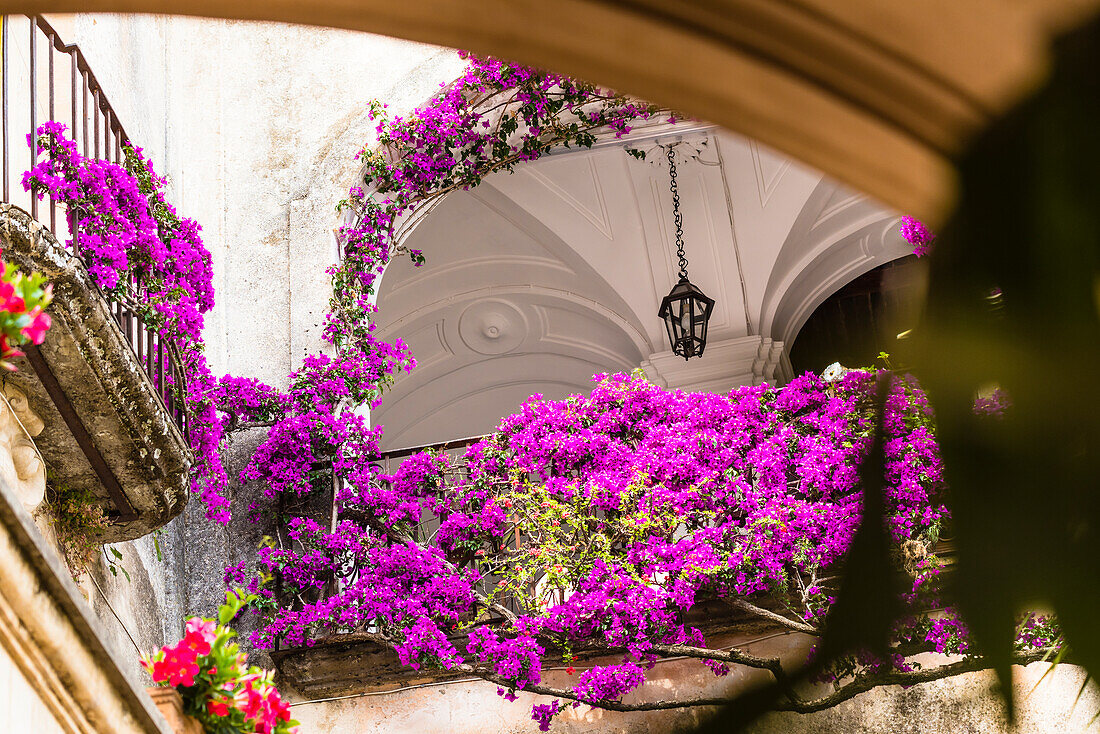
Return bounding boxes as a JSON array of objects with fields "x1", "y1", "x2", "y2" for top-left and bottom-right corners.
[{"x1": 0, "y1": 470, "x2": 170, "y2": 734}]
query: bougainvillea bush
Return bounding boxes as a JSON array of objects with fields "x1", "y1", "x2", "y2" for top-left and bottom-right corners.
[
  {"x1": 230, "y1": 368, "x2": 1059, "y2": 729},
  {"x1": 142, "y1": 589, "x2": 299, "y2": 734},
  {"x1": 24, "y1": 122, "x2": 231, "y2": 521}
]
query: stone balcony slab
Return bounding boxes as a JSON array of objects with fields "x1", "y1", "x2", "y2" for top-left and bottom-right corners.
[{"x1": 1, "y1": 203, "x2": 192, "y2": 542}]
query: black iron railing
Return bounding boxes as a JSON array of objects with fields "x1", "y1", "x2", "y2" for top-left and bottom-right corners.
[
  {"x1": 272, "y1": 434, "x2": 541, "y2": 647},
  {"x1": 1, "y1": 14, "x2": 189, "y2": 440}
]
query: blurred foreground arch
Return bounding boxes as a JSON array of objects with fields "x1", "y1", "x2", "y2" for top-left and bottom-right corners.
[{"x1": 12, "y1": 0, "x2": 1100, "y2": 221}]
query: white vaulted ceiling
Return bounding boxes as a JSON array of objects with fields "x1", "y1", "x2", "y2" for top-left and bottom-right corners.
[{"x1": 371, "y1": 126, "x2": 913, "y2": 449}]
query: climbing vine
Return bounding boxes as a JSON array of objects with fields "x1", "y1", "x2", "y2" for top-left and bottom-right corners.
[{"x1": 41, "y1": 480, "x2": 111, "y2": 577}]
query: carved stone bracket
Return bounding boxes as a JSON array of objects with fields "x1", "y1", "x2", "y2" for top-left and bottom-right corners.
[{"x1": 0, "y1": 383, "x2": 47, "y2": 514}]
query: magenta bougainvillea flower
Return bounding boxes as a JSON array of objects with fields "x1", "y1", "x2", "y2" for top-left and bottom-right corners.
[
  {"x1": 899, "y1": 216, "x2": 935, "y2": 257},
  {"x1": 24, "y1": 122, "x2": 230, "y2": 520}
]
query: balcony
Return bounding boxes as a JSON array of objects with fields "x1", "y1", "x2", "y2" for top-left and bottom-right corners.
[
  {"x1": 0, "y1": 15, "x2": 192, "y2": 541},
  {"x1": 267, "y1": 429, "x2": 960, "y2": 697}
]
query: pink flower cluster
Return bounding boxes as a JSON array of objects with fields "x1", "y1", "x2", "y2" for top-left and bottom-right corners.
[
  {"x1": 144, "y1": 617, "x2": 218, "y2": 687},
  {"x1": 899, "y1": 216, "x2": 935, "y2": 257},
  {"x1": 142, "y1": 592, "x2": 298, "y2": 734},
  {"x1": 246, "y1": 368, "x2": 952, "y2": 726},
  {"x1": 0, "y1": 262, "x2": 51, "y2": 344},
  {"x1": 23, "y1": 123, "x2": 230, "y2": 520},
  {"x1": 0, "y1": 254, "x2": 53, "y2": 367}
]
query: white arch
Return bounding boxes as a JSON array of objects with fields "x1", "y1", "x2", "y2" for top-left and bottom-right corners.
[{"x1": 759, "y1": 180, "x2": 913, "y2": 348}]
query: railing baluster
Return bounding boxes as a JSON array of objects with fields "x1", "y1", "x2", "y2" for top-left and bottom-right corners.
[
  {"x1": 70, "y1": 50, "x2": 77, "y2": 151},
  {"x1": 93, "y1": 87, "x2": 100, "y2": 159},
  {"x1": 146, "y1": 328, "x2": 154, "y2": 378},
  {"x1": 70, "y1": 208, "x2": 80, "y2": 257},
  {"x1": 6, "y1": 16, "x2": 188, "y2": 445},
  {"x1": 29, "y1": 17, "x2": 37, "y2": 220},
  {"x1": 157, "y1": 339, "x2": 165, "y2": 394},
  {"x1": 47, "y1": 25, "x2": 56, "y2": 233},
  {"x1": 45, "y1": 22, "x2": 54, "y2": 121},
  {"x1": 156, "y1": 337, "x2": 164, "y2": 392},
  {"x1": 2, "y1": 15, "x2": 9, "y2": 203},
  {"x1": 82, "y1": 70, "x2": 89, "y2": 157}
]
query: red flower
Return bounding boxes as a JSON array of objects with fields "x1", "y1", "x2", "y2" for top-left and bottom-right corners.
[
  {"x1": 183, "y1": 617, "x2": 217, "y2": 655},
  {"x1": 21, "y1": 307, "x2": 50, "y2": 344},
  {"x1": 566, "y1": 666, "x2": 575, "y2": 675},
  {"x1": 206, "y1": 698, "x2": 230, "y2": 717},
  {"x1": 3, "y1": 294, "x2": 25, "y2": 314},
  {"x1": 233, "y1": 676, "x2": 265, "y2": 719},
  {"x1": 151, "y1": 643, "x2": 200, "y2": 687}
]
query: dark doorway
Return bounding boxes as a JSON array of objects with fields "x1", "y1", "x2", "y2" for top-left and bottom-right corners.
[{"x1": 788, "y1": 256, "x2": 924, "y2": 376}]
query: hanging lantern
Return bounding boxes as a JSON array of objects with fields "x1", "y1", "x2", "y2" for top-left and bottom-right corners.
[
  {"x1": 659, "y1": 276, "x2": 715, "y2": 360},
  {"x1": 657, "y1": 145, "x2": 714, "y2": 360}
]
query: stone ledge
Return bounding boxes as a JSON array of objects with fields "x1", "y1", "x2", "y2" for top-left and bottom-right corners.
[
  {"x1": 0, "y1": 472, "x2": 171, "y2": 734},
  {"x1": 1, "y1": 203, "x2": 192, "y2": 542}
]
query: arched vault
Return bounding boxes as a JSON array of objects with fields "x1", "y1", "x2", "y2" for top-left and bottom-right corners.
[{"x1": 372, "y1": 127, "x2": 914, "y2": 445}]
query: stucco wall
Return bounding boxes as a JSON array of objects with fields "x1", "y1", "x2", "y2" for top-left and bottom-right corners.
[{"x1": 158, "y1": 17, "x2": 463, "y2": 385}]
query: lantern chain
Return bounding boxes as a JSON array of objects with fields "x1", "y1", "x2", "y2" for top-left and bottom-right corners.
[{"x1": 666, "y1": 145, "x2": 688, "y2": 280}]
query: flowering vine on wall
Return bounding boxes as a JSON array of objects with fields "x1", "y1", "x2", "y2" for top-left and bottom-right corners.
[{"x1": 24, "y1": 121, "x2": 231, "y2": 521}]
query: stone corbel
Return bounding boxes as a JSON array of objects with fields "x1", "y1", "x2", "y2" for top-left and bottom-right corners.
[
  {"x1": 640, "y1": 335, "x2": 789, "y2": 393},
  {"x1": 0, "y1": 382, "x2": 47, "y2": 514}
]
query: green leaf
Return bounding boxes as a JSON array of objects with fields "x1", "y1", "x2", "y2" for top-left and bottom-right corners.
[{"x1": 901, "y1": 14, "x2": 1100, "y2": 720}]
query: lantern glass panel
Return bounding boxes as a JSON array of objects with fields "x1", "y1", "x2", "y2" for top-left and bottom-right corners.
[
  {"x1": 659, "y1": 277, "x2": 714, "y2": 360},
  {"x1": 662, "y1": 309, "x2": 677, "y2": 351},
  {"x1": 692, "y1": 297, "x2": 706, "y2": 339}
]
